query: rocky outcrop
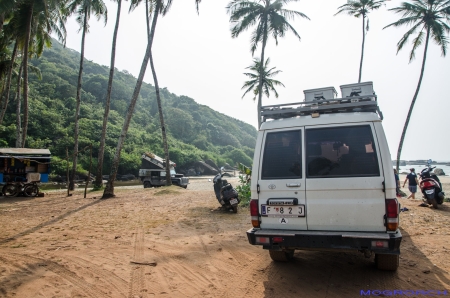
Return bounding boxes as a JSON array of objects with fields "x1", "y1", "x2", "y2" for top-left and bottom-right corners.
[
  {"x1": 181, "y1": 161, "x2": 219, "y2": 176},
  {"x1": 434, "y1": 168, "x2": 446, "y2": 176},
  {"x1": 204, "y1": 159, "x2": 219, "y2": 172}
]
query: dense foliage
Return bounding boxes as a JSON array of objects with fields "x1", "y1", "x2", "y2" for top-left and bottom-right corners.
[{"x1": 0, "y1": 40, "x2": 257, "y2": 176}]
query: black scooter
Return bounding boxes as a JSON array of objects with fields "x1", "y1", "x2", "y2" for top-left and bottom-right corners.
[
  {"x1": 419, "y1": 166, "x2": 445, "y2": 208},
  {"x1": 213, "y1": 168, "x2": 240, "y2": 213}
]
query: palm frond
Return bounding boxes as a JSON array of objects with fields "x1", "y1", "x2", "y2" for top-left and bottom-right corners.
[{"x1": 385, "y1": 0, "x2": 450, "y2": 59}]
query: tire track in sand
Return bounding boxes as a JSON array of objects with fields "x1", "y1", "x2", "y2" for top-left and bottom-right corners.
[{"x1": 4, "y1": 253, "x2": 104, "y2": 297}]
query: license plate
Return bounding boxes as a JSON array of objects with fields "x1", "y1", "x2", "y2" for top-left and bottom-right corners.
[
  {"x1": 229, "y1": 198, "x2": 238, "y2": 205},
  {"x1": 261, "y1": 205, "x2": 305, "y2": 217},
  {"x1": 425, "y1": 189, "x2": 434, "y2": 194}
]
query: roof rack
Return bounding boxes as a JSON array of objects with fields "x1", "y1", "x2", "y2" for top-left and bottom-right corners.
[{"x1": 261, "y1": 94, "x2": 383, "y2": 122}]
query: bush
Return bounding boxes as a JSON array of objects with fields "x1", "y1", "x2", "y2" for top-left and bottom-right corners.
[{"x1": 236, "y1": 175, "x2": 251, "y2": 207}]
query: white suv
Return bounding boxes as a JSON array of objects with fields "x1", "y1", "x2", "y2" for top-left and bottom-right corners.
[{"x1": 247, "y1": 82, "x2": 401, "y2": 271}]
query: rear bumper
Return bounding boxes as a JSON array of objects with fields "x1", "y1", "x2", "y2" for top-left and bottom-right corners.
[{"x1": 246, "y1": 228, "x2": 402, "y2": 254}]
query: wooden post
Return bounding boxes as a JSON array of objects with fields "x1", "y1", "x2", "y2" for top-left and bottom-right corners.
[
  {"x1": 84, "y1": 144, "x2": 92, "y2": 198},
  {"x1": 66, "y1": 148, "x2": 70, "y2": 197}
]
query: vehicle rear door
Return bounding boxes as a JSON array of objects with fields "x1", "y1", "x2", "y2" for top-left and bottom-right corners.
[
  {"x1": 304, "y1": 123, "x2": 386, "y2": 232},
  {"x1": 257, "y1": 129, "x2": 307, "y2": 230}
]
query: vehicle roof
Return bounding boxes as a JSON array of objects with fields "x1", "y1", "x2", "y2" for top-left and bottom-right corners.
[{"x1": 260, "y1": 112, "x2": 381, "y2": 131}]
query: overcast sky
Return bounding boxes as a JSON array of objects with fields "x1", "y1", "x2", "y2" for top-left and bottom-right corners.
[{"x1": 61, "y1": 0, "x2": 450, "y2": 162}]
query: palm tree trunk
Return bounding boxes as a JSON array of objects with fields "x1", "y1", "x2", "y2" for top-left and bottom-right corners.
[
  {"x1": 149, "y1": 51, "x2": 172, "y2": 185},
  {"x1": 15, "y1": 71, "x2": 22, "y2": 148},
  {"x1": 146, "y1": 4, "x2": 171, "y2": 186},
  {"x1": 0, "y1": 40, "x2": 18, "y2": 125},
  {"x1": 257, "y1": 19, "x2": 268, "y2": 129},
  {"x1": 21, "y1": 3, "x2": 34, "y2": 147},
  {"x1": 102, "y1": 1, "x2": 161, "y2": 198},
  {"x1": 70, "y1": 9, "x2": 88, "y2": 191},
  {"x1": 358, "y1": 14, "x2": 366, "y2": 83},
  {"x1": 15, "y1": 59, "x2": 24, "y2": 148},
  {"x1": 396, "y1": 28, "x2": 430, "y2": 171},
  {"x1": 95, "y1": 0, "x2": 122, "y2": 189}
]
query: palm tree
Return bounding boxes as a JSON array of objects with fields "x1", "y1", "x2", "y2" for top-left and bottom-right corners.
[
  {"x1": 0, "y1": 0, "x2": 67, "y2": 142},
  {"x1": 384, "y1": 0, "x2": 450, "y2": 171},
  {"x1": 94, "y1": 0, "x2": 123, "y2": 189},
  {"x1": 242, "y1": 57, "x2": 284, "y2": 101},
  {"x1": 102, "y1": 0, "x2": 161, "y2": 198},
  {"x1": 0, "y1": 39, "x2": 18, "y2": 126},
  {"x1": 335, "y1": 0, "x2": 387, "y2": 83},
  {"x1": 21, "y1": 1, "x2": 67, "y2": 146},
  {"x1": 149, "y1": 0, "x2": 173, "y2": 186},
  {"x1": 143, "y1": 0, "x2": 201, "y2": 187},
  {"x1": 227, "y1": 0, "x2": 309, "y2": 129},
  {"x1": 68, "y1": 0, "x2": 107, "y2": 190},
  {"x1": 102, "y1": 0, "x2": 202, "y2": 198}
]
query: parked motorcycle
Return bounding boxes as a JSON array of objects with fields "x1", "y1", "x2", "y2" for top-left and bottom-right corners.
[
  {"x1": 419, "y1": 166, "x2": 445, "y2": 208},
  {"x1": 213, "y1": 168, "x2": 240, "y2": 213}
]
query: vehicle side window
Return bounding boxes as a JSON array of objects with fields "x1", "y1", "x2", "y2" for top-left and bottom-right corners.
[
  {"x1": 261, "y1": 130, "x2": 302, "y2": 179},
  {"x1": 306, "y1": 125, "x2": 380, "y2": 178}
]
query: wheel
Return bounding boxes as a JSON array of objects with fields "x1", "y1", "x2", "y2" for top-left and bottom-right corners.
[
  {"x1": 143, "y1": 181, "x2": 151, "y2": 188},
  {"x1": 232, "y1": 205, "x2": 238, "y2": 213},
  {"x1": 375, "y1": 254, "x2": 399, "y2": 271},
  {"x1": 23, "y1": 184, "x2": 39, "y2": 197},
  {"x1": 2, "y1": 184, "x2": 19, "y2": 197},
  {"x1": 430, "y1": 198, "x2": 438, "y2": 209},
  {"x1": 269, "y1": 249, "x2": 294, "y2": 262}
]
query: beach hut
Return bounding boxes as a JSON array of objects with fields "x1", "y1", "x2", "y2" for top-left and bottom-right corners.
[{"x1": 0, "y1": 148, "x2": 51, "y2": 183}]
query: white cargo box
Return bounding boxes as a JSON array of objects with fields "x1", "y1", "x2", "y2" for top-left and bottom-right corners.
[
  {"x1": 26, "y1": 173, "x2": 41, "y2": 182},
  {"x1": 340, "y1": 82, "x2": 374, "y2": 98},
  {"x1": 304, "y1": 87, "x2": 337, "y2": 102}
]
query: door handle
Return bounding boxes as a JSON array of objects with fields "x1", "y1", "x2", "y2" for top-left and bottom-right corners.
[{"x1": 286, "y1": 183, "x2": 301, "y2": 187}]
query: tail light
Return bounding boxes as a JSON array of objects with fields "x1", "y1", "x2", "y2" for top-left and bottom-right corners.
[
  {"x1": 385, "y1": 198, "x2": 399, "y2": 231},
  {"x1": 250, "y1": 199, "x2": 260, "y2": 228},
  {"x1": 422, "y1": 181, "x2": 435, "y2": 188}
]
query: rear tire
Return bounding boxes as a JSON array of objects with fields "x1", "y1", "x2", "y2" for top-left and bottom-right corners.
[
  {"x1": 375, "y1": 254, "x2": 399, "y2": 271},
  {"x1": 232, "y1": 205, "x2": 238, "y2": 213},
  {"x1": 269, "y1": 249, "x2": 294, "y2": 262},
  {"x1": 24, "y1": 184, "x2": 38, "y2": 197},
  {"x1": 2, "y1": 184, "x2": 19, "y2": 197},
  {"x1": 430, "y1": 198, "x2": 438, "y2": 209},
  {"x1": 143, "y1": 181, "x2": 151, "y2": 188}
]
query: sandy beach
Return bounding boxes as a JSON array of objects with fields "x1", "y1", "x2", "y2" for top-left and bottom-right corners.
[{"x1": 0, "y1": 176, "x2": 449, "y2": 297}]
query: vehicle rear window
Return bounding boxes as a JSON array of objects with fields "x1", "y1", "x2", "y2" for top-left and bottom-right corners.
[
  {"x1": 306, "y1": 125, "x2": 380, "y2": 178},
  {"x1": 261, "y1": 130, "x2": 302, "y2": 179}
]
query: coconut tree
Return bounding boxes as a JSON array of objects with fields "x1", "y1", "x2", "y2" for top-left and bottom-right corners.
[
  {"x1": 102, "y1": 0, "x2": 162, "y2": 198},
  {"x1": 68, "y1": 0, "x2": 107, "y2": 190},
  {"x1": 384, "y1": 0, "x2": 450, "y2": 171},
  {"x1": 335, "y1": 0, "x2": 387, "y2": 83},
  {"x1": 0, "y1": 39, "x2": 18, "y2": 126},
  {"x1": 0, "y1": 0, "x2": 67, "y2": 140},
  {"x1": 0, "y1": 1, "x2": 17, "y2": 35},
  {"x1": 242, "y1": 57, "x2": 284, "y2": 101},
  {"x1": 102, "y1": 0, "x2": 202, "y2": 198},
  {"x1": 128, "y1": 0, "x2": 174, "y2": 186},
  {"x1": 94, "y1": 0, "x2": 123, "y2": 189},
  {"x1": 227, "y1": 0, "x2": 309, "y2": 129}
]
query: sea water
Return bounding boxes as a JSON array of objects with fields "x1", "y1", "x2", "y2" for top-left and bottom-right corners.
[{"x1": 396, "y1": 164, "x2": 450, "y2": 176}]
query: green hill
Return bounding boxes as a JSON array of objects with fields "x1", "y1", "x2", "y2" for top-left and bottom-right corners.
[{"x1": 0, "y1": 40, "x2": 257, "y2": 176}]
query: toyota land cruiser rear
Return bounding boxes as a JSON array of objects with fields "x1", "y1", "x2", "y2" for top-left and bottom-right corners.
[{"x1": 246, "y1": 82, "x2": 401, "y2": 271}]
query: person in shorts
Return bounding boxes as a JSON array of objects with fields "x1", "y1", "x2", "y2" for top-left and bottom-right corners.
[{"x1": 403, "y1": 168, "x2": 419, "y2": 200}]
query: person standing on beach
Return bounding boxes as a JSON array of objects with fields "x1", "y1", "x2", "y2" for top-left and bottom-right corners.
[{"x1": 403, "y1": 168, "x2": 419, "y2": 200}]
